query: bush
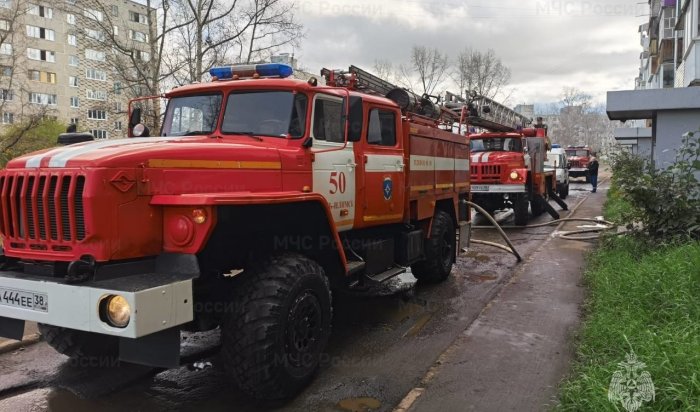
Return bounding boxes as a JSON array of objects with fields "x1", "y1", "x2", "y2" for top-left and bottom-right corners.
[
  {"x1": 609, "y1": 132, "x2": 700, "y2": 241},
  {"x1": 0, "y1": 117, "x2": 66, "y2": 167}
]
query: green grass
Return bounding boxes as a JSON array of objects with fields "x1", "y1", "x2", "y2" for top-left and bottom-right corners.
[{"x1": 556, "y1": 191, "x2": 700, "y2": 411}]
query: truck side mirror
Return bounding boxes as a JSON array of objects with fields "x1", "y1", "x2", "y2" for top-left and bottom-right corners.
[{"x1": 129, "y1": 107, "x2": 142, "y2": 129}]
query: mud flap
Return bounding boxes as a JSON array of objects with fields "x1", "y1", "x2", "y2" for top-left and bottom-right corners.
[
  {"x1": 547, "y1": 186, "x2": 569, "y2": 211},
  {"x1": 119, "y1": 327, "x2": 181, "y2": 368},
  {"x1": 458, "y1": 221, "x2": 471, "y2": 251},
  {"x1": 0, "y1": 316, "x2": 25, "y2": 340}
]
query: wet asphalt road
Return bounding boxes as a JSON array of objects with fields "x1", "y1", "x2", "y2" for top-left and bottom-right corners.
[{"x1": 0, "y1": 180, "x2": 597, "y2": 412}]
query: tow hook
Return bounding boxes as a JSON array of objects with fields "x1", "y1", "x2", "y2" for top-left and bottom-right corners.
[{"x1": 66, "y1": 255, "x2": 96, "y2": 284}]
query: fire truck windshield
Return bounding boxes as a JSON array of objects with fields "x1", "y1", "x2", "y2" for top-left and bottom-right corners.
[
  {"x1": 566, "y1": 150, "x2": 589, "y2": 157},
  {"x1": 162, "y1": 93, "x2": 223, "y2": 136},
  {"x1": 470, "y1": 137, "x2": 523, "y2": 153},
  {"x1": 221, "y1": 91, "x2": 308, "y2": 138}
]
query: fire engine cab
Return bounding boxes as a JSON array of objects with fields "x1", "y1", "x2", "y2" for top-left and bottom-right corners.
[
  {"x1": 443, "y1": 92, "x2": 567, "y2": 226},
  {"x1": 0, "y1": 64, "x2": 471, "y2": 400},
  {"x1": 566, "y1": 145, "x2": 593, "y2": 182}
]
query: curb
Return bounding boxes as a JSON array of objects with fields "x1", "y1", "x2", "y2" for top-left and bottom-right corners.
[{"x1": 0, "y1": 333, "x2": 42, "y2": 355}]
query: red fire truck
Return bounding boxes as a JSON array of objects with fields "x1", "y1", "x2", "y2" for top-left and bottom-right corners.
[
  {"x1": 444, "y1": 92, "x2": 566, "y2": 226},
  {"x1": 565, "y1": 145, "x2": 593, "y2": 182},
  {"x1": 0, "y1": 64, "x2": 471, "y2": 400}
]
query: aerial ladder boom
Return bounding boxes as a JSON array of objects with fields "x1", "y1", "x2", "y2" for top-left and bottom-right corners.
[{"x1": 443, "y1": 91, "x2": 531, "y2": 133}]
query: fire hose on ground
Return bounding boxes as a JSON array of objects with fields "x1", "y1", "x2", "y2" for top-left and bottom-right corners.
[{"x1": 464, "y1": 201, "x2": 617, "y2": 261}]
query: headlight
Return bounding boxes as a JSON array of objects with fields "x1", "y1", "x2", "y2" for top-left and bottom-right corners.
[
  {"x1": 509, "y1": 171, "x2": 520, "y2": 180},
  {"x1": 100, "y1": 295, "x2": 131, "y2": 328}
]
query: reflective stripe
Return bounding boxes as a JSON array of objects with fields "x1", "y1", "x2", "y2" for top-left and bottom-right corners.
[
  {"x1": 33, "y1": 136, "x2": 186, "y2": 168},
  {"x1": 410, "y1": 155, "x2": 459, "y2": 171}
]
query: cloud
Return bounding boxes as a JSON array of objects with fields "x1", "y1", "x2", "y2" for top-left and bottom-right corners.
[{"x1": 294, "y1": 0, "x2": 644, "y2": 106}]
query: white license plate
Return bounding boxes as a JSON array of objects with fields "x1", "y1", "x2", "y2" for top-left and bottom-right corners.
[
  {"x1": 0, "y1": 287, "x2": 48, "y2": 312},
  {"x1": 472, "y1": 185, "x2": 490, "y2": 192}
]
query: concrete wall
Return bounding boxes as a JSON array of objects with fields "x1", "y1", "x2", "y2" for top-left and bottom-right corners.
[{"x1": 655, "y1": 109, "x2": 700, "y2": 168}]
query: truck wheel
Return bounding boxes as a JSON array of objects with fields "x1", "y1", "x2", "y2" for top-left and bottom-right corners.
[
  {"x1": 513, "y1": 195, "x2": 529, "y2": 226},
  {"x1": 411, "y1": 210, "x2": 455, "y2": 283},
  {"x1": 38, "y1": 324, "x2": 119, "y2": 362},
  {"x1": 530, "y1": 196, "x2": 545, "y2": 217},
  {"x1": 222, "y1": 253, "x2": 332, "y2": 400}
]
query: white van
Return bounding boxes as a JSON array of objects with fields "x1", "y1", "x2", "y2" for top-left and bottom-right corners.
[{"x1": 545, "y1": 145, "x2": 570, "y2": 199}]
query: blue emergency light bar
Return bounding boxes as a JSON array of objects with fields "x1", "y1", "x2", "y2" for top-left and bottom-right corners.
[
  {"x1": 209, "y1": 63, "x2": 294, "y2": 80},
  {"x1": 552, "y1": 144, "x2": 561, "y2": 148}
]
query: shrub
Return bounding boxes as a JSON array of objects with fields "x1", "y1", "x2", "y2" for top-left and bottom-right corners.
[{"x1": 610, "y1": 132, "x2": 700, "y2": 241}]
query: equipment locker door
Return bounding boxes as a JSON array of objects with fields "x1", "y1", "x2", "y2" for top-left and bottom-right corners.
[
  {"x1": 311, "y1": 93, "x2": 356, "y2": 232},
  {"x1": 359, "y1": 106, "x2": 405, "y2": 226}
]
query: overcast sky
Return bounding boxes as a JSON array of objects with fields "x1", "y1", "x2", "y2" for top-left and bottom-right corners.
[{"x1": 293, "y1": 0, "x2": 646, "y2": 108}]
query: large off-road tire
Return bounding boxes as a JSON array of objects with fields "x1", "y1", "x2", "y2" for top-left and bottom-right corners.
[
  {"x1": 411, "y1": 210, "x2": 455, "y2": 283},
  {"x1": 560, "y1": 183, "x2": 569, "y2": 199},
  {"x1": 222, "y1": 254, "x2": 332, "y2": 400},
  {"x1": 530, "y1": 195, "x2": 546, "y2": 217},
  {"x1": 38, "y1": 324, "x2": 119, "y2": 361},
  {"x1": 513, "y1": 194, "x2": 529, "y2": 226}
]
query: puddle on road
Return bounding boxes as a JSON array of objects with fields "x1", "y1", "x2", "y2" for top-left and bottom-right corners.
[
  {"x1": 463, "y1": 251, "x2": 492, "y2": 263},
  {"x1": 468, "y1": 272, "x2": 499, "y2": 284},
  {"x1": 337, "y1": 397, "x2": 382, "y2": 412}
]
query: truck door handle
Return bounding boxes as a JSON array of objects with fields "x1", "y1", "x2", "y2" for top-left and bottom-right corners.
[
  {"x1": 396, "y1": 162, "x2": 405, "y2": 171},
  {"x1": 347, "y1": 162, "x2": 357, "y2": 171}
]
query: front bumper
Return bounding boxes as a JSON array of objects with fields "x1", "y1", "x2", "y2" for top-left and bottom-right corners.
[
  {"x1": 471, "y1": 184, "x2": 526, "y2": 193},
  {"x1": 0, "y1": 271, "x2": 194, "y2": 339}
]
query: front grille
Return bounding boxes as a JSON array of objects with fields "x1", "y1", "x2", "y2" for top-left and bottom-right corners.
[
  {"x1": 471, "y1": 164, "x2": 502, "y2": 183},
  {"x1": 0, "y1": 172, "x2": 86, "y2": 244}
]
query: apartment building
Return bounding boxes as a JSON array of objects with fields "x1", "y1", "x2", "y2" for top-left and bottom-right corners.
[
  {"x1": 608, "y1": 0, "x2": 700, "y2": 168},
  {"x1": 0, "y1": 0, "x2": 153, "y2": 139}
]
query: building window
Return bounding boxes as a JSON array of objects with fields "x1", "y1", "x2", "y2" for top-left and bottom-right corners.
[
  {"x1": 113, "y1": 25, "x2": 119, "y2": 36},
  {"x1": 128, "y1": 29, "x2": 148, "y2": 43},
  {"x1": 0, "y1": 0, "x2": 10, "y2": 9},
  {"x1": 28, "y1": 92, "x2": 57, "y2": 105},
  {"x1": 114, "y1": 121, "x2": 122, "y2": 130},
  {"x1": 113, "y1": 81, "x2": 122, "y2": 95},
  {"x1": 2, "y1": 112, "x2": 13, "y2": 124},
  {"x1": 84, "y1": 8, "x2": 104, "y2": 22},
  {"x1": 0, "y1": 89, "x2": 13, "y2": 101},
  {"x1": 66, "y1": 13, "x2": 75, "y2": 24},
  {"x1": 85, "y1": 29, "x2": 104, "y2": 41},
  {"x1": 86, "y1": 89, "x2": 107, "y2": 100},
  {"x1": 27, "y1": 48, "x2": 55, "y2": 62},
  {"x1": 28, "y1": 70, "x2": 56, "y2": 83},
  {"x1": 69, "y1": 55, "x2": 79, "y2": 66},
  {"x1": 111, "y1": 5, "x2": 118, "y2": 16},
  {"x1": 28, "y1": 4, "x2": 52, "y2": 18},
  {"x1": 67, "y1": 34, "x2": 77, "y2": 46},
  {"x1": 91, "y1": 129, "x2": 108, "y2": 139},
  {"x1": 0, "y1": 43, "x2": 11, "y2": 55},
  {"x1": 70, "y1": 96, "x2": 79, "y2": 108},
  {"x1": 114, "y1": 101, "x2": 123, "y2": 112},
  {"x1": 0, "y1": 65, "x2": 10, "y2": 76},
  {"x1": 26, "y1": 25, "x2": 55, "y2": 40},
  {"x1": 69, "y1": 76, "x2": 79, "y2": 87},
  {"x1": 134, "y1": 50, "x2": 150, "y2": 62},
  {"x1": 70, "y1": 117, "x2": 79, "y2": 125},
  {"x1": 129, "y1": 11, "x2": 147, "y2": 24},
  {"x1": 86, "y1": 68, "x2": 107, "y2": 81},
  {"x1": 85, "y1": 49, "x2": 106, "y2": 62},
  {"x1": 0, "y1": 19, "x2": 9, "y2": 31},
  {"x1": 87, "y1": 109, "x2": 107, "y2": 120}
]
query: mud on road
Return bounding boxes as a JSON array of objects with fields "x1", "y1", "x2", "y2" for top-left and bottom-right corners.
[{"x1": 0, "y1": 182, "x2": 597, "y2": 412}]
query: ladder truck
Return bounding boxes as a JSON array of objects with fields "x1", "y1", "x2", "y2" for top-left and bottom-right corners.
[
  {"x1": 443, "y1": 91, "x2": 568, "y2": 225},
  {"x1": 0, "y1": 63, "x2": 471, "y2": 400}
]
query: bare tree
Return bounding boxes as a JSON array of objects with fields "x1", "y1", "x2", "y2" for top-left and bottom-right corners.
[
  {"x1": 561, "y1": 87, "x2": 592, "y2": 108},
  {"x1": 452, "y1": 48, "x2": 511, "y2": 100},
  {"x1": 404, "y1": 46, "x2": 449, "y2": 96},
  {"x1": 0, "y1": 0, "x2": 59, "y2": 160},
  {"x1": 169, "y1": 0, "x2": 303, "y2": 84},
  {"x1": 372, "y1": 59, "x2": 396, "y2": 83}
]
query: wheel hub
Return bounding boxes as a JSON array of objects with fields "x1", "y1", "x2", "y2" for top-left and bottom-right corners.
[{"x1": 286, "y1": 291, "x2": 322, "y2": 368}]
